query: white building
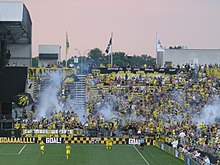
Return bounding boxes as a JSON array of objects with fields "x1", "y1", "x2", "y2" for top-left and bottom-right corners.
[
  {"x1": 157, "y1": 48, "x2": 220, "y2": 67},
  {"x1": 38, "y1": 45, "x2": 61, "y2": 67}
]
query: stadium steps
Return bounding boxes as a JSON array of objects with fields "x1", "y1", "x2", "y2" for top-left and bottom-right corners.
[{"x1": 72, "y1": 75, "x2": 87, "y2": 110}]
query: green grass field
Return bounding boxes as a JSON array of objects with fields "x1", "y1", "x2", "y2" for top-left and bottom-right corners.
[{"x1": 0, "y1": 144, "x2": 184, "y2": 165}]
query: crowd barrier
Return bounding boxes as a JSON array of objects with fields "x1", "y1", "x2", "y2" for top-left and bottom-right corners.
[
  {"x1": 0, "y1": 136, "x2": 155, "y2": 145},
  {"x1": 155, "y1": 141, "x2": 217, "y2": 165},
  {"x1": 94, "y1": 67, "x2": 179, "y2": 74}
]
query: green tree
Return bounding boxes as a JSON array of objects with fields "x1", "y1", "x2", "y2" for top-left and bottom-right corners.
[
  {"x1": 87, "y1": 48, "x2": 105, "y2": 66},
  {"x1": 112, "y1": 52, "x2": 127, "y2": 67},
  {"x1": 119, "y1": 54, "x2": 156, "y2": 67},
  {"x1": 141, "y1": 55, "x2": 156, "y2": 66},
  {"x1": 76, "y1": 47, "x2": 156, "y2": 68}
]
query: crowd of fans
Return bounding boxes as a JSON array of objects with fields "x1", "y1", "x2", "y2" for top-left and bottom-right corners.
[
  {"x1": 13, "y1": 63, "x2": 220, "y2": 164},
  {"x1": 86, "y1": 64, "x2": 220, "y2": 163}
]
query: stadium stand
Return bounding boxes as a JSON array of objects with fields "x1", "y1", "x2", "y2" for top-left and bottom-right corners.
[{"x1": 8, "y1": 64, "x2": 220, "y2": 164}]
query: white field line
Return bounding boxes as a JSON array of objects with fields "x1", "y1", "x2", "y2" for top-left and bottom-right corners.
[
  {"x1": 18, "y1": 144, "x2": 26, "y2": 155},
  {"x1": 133, "y1": 145, "x2": 150, "y2": 165}
]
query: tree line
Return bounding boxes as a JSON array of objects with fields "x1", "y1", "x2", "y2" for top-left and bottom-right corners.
[{"x1": 32, "y1": 48, "x2": 156, "y2": 68}]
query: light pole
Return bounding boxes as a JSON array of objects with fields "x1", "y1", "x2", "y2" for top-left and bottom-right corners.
[
  {"x1": 75, "y1": 48, "x2": 82, "y2": 56},
  {"x1": 75, "y1": 48, "x2": 90, "y2": 56},
  {"x1": 75, "y1": 49, "x2": 90, "y2": 74},
  {"x1": 83, "y1": 49, "x2": 90, "y2": 56}
]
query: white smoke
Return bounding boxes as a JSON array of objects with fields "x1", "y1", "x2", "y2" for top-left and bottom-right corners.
[
  {"x1": 35, "y1": 71, "x2": 62, "y2": 119},
  {"x1": 65, "y1": 99, "x2": 87, "y2": 124},
  {"x1": 192, "y1": 95, "x2": 220, "y2": 125},
  {"x1": 34, "y1": 70, "x2": 89, "y2": 124},
  {"x1": 97, "y1": 102, "x2": 115, "y2": 121}
]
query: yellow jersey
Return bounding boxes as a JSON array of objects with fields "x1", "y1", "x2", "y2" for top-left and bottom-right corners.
[
  {"x1": 40, "y1": 141, "x2": 45, "y2": 147},
  {"x1": 106, "y1": 139, "x2": 113, "y2": 145},
  {"x1": 66, "y1": 145, "x2": 71, "y2": 154}
]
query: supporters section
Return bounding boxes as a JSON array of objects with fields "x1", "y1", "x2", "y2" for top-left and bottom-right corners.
[{"x1": 4, "y1": 65, "x2": 220, "y2": 165}]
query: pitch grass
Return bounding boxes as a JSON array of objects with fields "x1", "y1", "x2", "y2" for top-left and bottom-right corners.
[{"x1": 0, "y1": 144, "x2": 184, "y2": 165}]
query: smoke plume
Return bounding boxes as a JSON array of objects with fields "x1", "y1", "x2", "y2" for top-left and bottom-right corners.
[
  {"x1": 192, "y1": 95, "x2": 220, "y2": 125},
  {"x1": 35, "y1": 71, "x2": 62, "y2": 119}
]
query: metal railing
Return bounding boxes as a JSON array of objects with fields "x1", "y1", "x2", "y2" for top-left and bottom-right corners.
[{"x1": 155, "y1": 141, "x2": 217, "y2": 165}]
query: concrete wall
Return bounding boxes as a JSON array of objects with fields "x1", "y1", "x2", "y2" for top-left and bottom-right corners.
[
  {"x1": 38, "y1": 59, "x2": 58, "y2": 67},
  {"x1": 38, "y1": 45, "x2": 61, "y2": 67},
  {"x1": 156, "y1": 52, "x2": 163, "y2": 66},
  {"x1": 38, "y1": 45, "x2": 61, "y2": 61},
  {"x1": 161, "y1": 49, "x2": 220, "y2": 66},
  {"x1": 8, "y1": 44, "x2": 32, "y2": 66}
]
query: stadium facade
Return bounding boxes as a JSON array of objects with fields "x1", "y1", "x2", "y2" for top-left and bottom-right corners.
[
  {"x1": 157, "y1": 48, "x2": 220, "y2": 67},
  {"x1": 0, "y1": 1, "x2": 31, "y2": 136},
  {"x1": 0, "y1": 1, "x2": 32, "y2": 66}
]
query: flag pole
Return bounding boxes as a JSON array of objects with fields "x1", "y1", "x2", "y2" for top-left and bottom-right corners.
[
  {"x1": 156, "y1": 32, "x2": 158, "y2": 54},
  {"x1": 66, "y1": 31, "x2": 67, "y2": 67},
  {"x1": 156, "y1": 32, "x2": 160, "y2": 65},
  {"x1": 65, "y1": 48, "x2": 67, "y2": 67},
  {"x1": 110, "y1": 32, "x2": 113, "y2": 67},
  {"x1": 65, "y1": 31, "x2": 69, "y2": 67}
]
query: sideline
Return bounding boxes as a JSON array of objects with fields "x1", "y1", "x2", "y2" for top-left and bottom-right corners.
[
  {"x1": 18, "y1": 144, "x2": 27, "y2": 155},
  {"x1": 133, "y1": 145, "x2": 150, "y2": 165}
]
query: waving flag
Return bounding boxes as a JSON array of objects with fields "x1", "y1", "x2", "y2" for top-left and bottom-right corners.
[
  {"x1": 105, "y1": 36, "x2": 112, "y2": 54},
  {"x1": 66, "y1": 31, "x2": 70, "y2": 55},
  {"x1": 156, "y1": 33, "x2": 165, "y2": 52},
  {"x1": 13, "y1": 92, "x2": 34, "y2": 107}
]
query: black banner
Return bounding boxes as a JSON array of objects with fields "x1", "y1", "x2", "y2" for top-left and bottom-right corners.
[{"x1": 95, "y1": 68, "x2": 179, "y2": 74}]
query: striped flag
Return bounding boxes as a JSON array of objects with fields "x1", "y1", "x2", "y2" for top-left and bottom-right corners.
[
  {"x1": 13, "y1": 92, "x2": 33, "y2": 107},
  {"x1": 105, "y1": 36, "x2": 112, "y2": 54}
]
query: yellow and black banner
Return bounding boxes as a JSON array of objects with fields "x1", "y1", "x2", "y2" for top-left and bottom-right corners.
[
  {"x1": 12, "y1": 92, "x2": 33, "y2": 107},
  {"x1": 28, "y1": 67, "x2": 74, "y2": 78},
  {"x1": 0, "y1": 137, "x2": 155, "y2": 145},
  {"x1": 28, "y1": 67, "x2": 76, "y2": 82},
  {"x1": 0, "y1": 137, "x2": 35, "y2": 144}
]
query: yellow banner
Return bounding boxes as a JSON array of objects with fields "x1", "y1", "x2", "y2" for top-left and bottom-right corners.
[
  {"x1": 0, "y1": 137, "x2": 35, "y2": 144},
  {"x1": 28, "y1": 67, "x2": 75, "y2": 80}
]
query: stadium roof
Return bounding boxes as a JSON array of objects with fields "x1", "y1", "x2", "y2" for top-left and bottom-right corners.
[{"x1": 0, "y1": 1, "x2": 32, "y2": 44}]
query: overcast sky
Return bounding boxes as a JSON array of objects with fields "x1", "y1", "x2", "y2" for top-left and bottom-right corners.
[{"x1": 13, "y1": 0, "x2": 220, "y2": 59}]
